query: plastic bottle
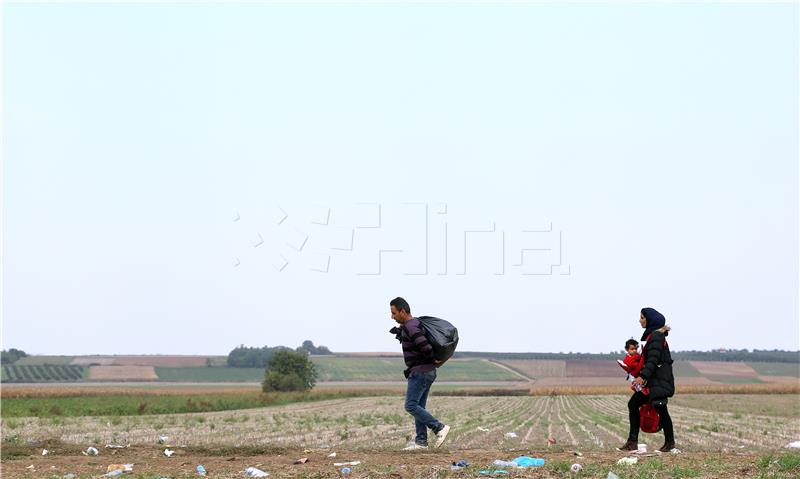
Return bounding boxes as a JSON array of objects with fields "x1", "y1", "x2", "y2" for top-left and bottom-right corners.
[{"x1": 341, "y1": 467, "x2": 351, "y2": 475}]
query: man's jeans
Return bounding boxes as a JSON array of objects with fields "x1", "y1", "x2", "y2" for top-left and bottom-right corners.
[{"x1": 405, "y1": 369, "x2": 443, "y2": 446}]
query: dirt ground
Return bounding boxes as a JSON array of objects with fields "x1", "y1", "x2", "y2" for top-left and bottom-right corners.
[{"x1": 2, "y1": 443, "x2": 796, "y2": 478}]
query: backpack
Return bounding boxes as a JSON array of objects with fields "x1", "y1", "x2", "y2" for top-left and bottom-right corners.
[
  {"x1": 639, "y1": 402, "x2": 662, "y2": 433},
  {"x1": 416, "y1": 316, "x2": 459, "y2": 362}
]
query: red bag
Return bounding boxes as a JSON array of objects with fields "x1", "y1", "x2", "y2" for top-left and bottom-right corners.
[{"x1": 639, "y1": 402, "x2": 661, "y2": 433}]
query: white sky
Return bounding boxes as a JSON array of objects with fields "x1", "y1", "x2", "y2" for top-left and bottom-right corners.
[{"x1": 2, "y1": 3, "x2": 798, "y2": 355}]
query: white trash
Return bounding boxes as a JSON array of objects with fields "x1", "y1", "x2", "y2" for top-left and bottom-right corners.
[
  {"x1": 787, "y1": 441, "x2": 800, "y2": 449},
  {"x1": 244, "y1": 467, "x2": 269, "y2": 477},
  {"x1": 504, "y1": 432, "x2": 518, "y2": 439},
  {"x1": 617, "y1": 456, "x2": 638, "y2": 465},
  {"x1": 83, "y1": 447, "x2": 99, "y2": 456},
  {"x1": 164, "y1": 449, "x2": 175, "y2": 457}
]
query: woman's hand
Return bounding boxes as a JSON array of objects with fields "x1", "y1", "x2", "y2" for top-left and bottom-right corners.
[{"x1": 632, "y1": 377, "x2": 645, "y2": 386}]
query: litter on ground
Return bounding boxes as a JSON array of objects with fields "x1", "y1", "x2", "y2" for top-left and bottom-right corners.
[
  {"x1": 244, "y1": 467, "x2": 268, "y2": 477},
  {"x1": 83, "y1": 447, "x2": 99, "y2": 456}
]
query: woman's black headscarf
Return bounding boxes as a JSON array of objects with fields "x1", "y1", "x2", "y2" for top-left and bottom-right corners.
[{"x1": 641, "y1": 307, "x2": 666, "y2": 341}]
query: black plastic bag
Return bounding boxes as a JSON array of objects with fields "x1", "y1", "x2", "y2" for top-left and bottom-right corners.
[{"x1": 417, "y1": 316, "x2": 459, "y2": 362}]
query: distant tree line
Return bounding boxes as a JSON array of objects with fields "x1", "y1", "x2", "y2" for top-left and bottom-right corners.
[
  {"x1": 227, "y1": 340, "x2": 332, "y2": 367},
  {"x1": 1, "y1": 349, "x2": 28, "y2": 364},
  {"x1": 297, "y1": 340, "x2": 332, "y2": 355},
  {"x1": 454, "y1": 349, "x2": 800, "y2": 363},
  {"x1": 671, "y1": 349, "x2": 800, "y2": 363}
]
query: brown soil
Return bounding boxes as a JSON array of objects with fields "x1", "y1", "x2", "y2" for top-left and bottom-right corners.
[{"x1": 1, "y1": 443, "x2": 791, "y2": 478}]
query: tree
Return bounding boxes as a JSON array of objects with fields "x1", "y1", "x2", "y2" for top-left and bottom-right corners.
[
  {"x1": 262, "y1": 350, "x2": 318, "y2": 392},
  {"x1": 227, "y1": 345, "x2": 292, "y2": 368},
  {"x1": 296, "y1": 340, "x2": 333, "y2": 355},
  {"x1": 1, "y1": 349, "x2": 28, "y2": 364}
]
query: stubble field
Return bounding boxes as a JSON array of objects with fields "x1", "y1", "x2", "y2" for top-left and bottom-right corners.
[{"x1": 3, "y1": 392, "x2": 799, "y2": 478}]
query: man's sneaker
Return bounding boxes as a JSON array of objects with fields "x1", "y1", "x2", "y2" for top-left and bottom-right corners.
[
  {"x1": 402, "y1": 443, "x2": 428, "y2": 451},
  {"x1": 433, "y1": 425, "x2": 451, "y2": 448},
  {"x1": 616, "y1": 440, "x2": 638, "y2": 451}
]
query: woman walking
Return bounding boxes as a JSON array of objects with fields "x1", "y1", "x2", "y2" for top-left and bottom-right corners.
[{"x1": 618, "y1": 307, "x2": 677, "y2": 453}]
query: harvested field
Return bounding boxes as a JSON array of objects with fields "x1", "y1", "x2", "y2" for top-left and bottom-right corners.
[
  {"x1": 3, "y1": 392, "x2": 799, "y2": 478},
  {"x1": 532, "y1": 377, "x2": 626, "y2": 387},
  {"x1": 87, "y1": 366, "x2": 158, "y2": 381},
  {"x1": 494, "y1": 359, "x2": 566, "y2": 378},
  {"x1": 689, "y1": 361, "x2": 759, "y2": 377},
  {"x1": 110, "y1": 356, "x2": 209, "y2": 367},
  {"x1": 565, "y1": 360, "x2": 621, "y2": 377},
  {"x1": 4, "y1": 395, "x2": 797, "y2": 452},
  {"x1": 70, "y1": 357, "x2": 116, "y2": 366},
  {"x1": 70, "y1": 356, "x2": 210, "y2": 367}
]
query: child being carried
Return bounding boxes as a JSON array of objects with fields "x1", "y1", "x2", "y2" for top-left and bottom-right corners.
[{"x1": 617, "y1": 339, "x2": 649, "y2": 394}]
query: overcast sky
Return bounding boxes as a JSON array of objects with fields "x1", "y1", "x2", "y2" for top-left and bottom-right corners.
[{"x1": 3, "y1": 2, "x2": 798, "y2": 355}]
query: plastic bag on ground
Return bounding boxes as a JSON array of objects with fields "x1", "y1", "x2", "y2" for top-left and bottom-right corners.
[
  {"x1": 244, "y1": 467, "x2": 268, "y2": 477},
  {"x1": 512, "y1": 456, "x2": 545, "y2": 467}
]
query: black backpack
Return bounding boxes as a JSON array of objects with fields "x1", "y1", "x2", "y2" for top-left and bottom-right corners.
[{"x1": 417, "y1": 316, "x2": 459, "y2": 362}]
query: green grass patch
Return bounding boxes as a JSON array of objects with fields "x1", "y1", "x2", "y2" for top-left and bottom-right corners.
[
  {"x1": 311, "y1": 357, "x2": 523, "y2": 381},
  {"x1": 747, "y1": 362, "x2": 800, "y2": 377},
  {"x1": 312, "y1": 357, "x2": 401, "y2": 381},
  {"x1": 671, "y1": 360, "x2": 703, "y2": 377},
  {"x1": 757, "y1": 452, "x2": 800, "y2": 478},
  {"x1": 0, "y1": 390, "x2": 387, "y2": 418}
]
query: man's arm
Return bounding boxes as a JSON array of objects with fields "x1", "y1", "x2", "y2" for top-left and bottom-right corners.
[{"x1": 405, "y1": 320, "x2": 434, "y2": 361}]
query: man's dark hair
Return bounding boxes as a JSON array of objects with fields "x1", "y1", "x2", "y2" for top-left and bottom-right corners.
[
  {"x1": 625, "y1": 339, "x2": 639, "y2": 350},
  {"x1": 390, "y1": 297, "x2": 411, "y2": 315}
]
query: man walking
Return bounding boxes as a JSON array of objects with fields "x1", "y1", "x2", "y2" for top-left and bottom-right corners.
[{"x1": 389, "y1": 297, "x2": 451, "y2": 450}]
